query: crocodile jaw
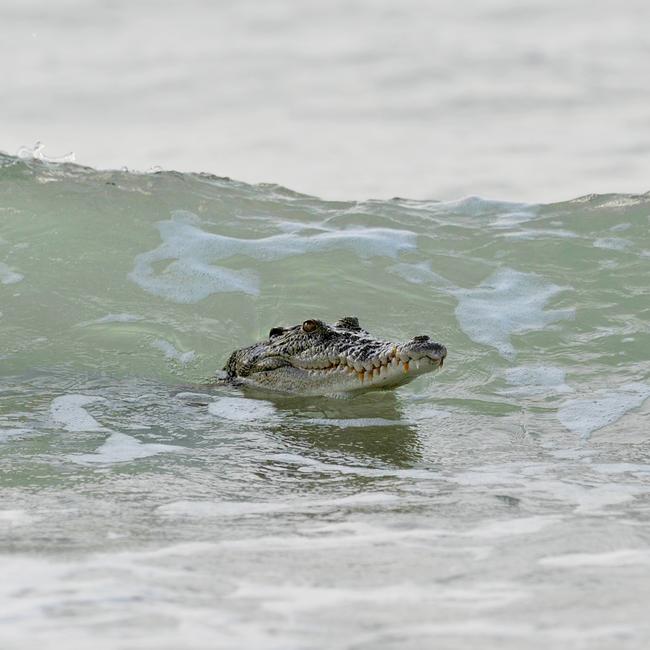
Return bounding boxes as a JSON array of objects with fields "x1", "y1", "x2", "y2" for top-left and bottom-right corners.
[{"x1": 236, "y1": 345, "x2": 444, "y2": 396}]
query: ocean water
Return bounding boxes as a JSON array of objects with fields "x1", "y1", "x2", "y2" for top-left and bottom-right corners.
[
  {"x1": 2, "y1": 0, "x2": 650, "y2": 201},
  {"x1": 1, "y1": 153, "x2": 649, "y2": 648}
]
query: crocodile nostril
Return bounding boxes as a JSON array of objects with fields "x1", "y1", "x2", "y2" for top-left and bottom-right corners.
[{"x1": 412, "y1": 335, "x2": 430, "y2": 342}]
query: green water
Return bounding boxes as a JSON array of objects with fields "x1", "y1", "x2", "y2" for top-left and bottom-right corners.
[{"x1": 1, "y1": 154, "x2": 649, "y2": 649}]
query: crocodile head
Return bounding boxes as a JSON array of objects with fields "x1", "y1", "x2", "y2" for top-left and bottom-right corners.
[{"x1": 223, "y1": 316, "x2": 447, "y2": 396}]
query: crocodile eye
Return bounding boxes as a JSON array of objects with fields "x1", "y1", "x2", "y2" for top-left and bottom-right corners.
[
  {"x1": 302, "y1": 319, "x2": 318, "y2": 333},
  {"x1": 269, "y1": 327, "x2": 284, "y2": 338}
]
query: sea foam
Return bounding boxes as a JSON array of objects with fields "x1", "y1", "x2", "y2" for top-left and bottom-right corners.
[
  {"x1": 502, "y1": 365, "x2": 572, "y2": 396},
  {"x1": 150, "y1": 339, "x2": 196, "y2": 364},
  {"x1": 452, "y1": 268, "x2": 573, "y2": 359},
  {"x1": 69, "y1": 432, "x2": 184, "y2": 464},
  {"x1": 130, "y1": 211, "x2": 416, "y2": 303},
  {"x1": 50, "y1": 395, "x2": 107, "y2": 432},
  {"x1": 208, "y1": 397, "x2": 277, "y2": 422},
  {"x1": 389, "y1": 264, "x2": 573, "y2": 359},
  {"x1": 557, "y1": 382, "x2": 650, "y2": 438},
  {"x1": 0, "y1": 262, "x2": 24, "y2": 285}
]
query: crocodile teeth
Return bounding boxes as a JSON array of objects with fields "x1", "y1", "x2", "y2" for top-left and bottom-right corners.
[{"x1": 403, "y1": 361, "x2": 410, "y2": 373}]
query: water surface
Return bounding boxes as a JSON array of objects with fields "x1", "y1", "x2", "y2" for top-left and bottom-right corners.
[{"x1": 1, "y1": 155, "x2": 649, "y2": 648}]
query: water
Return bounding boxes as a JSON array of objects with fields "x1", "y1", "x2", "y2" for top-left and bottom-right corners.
[
  {"x1": 2, "y1": 0, "x2": 650, "y2": 201},
  {"x1": 1, "y1": 153, "x2": 649, "y2": 648}
]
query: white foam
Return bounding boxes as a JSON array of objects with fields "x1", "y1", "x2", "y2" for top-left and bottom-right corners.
[
  {"x1": 50, "y1": 395, "x2": 107, "y2": 432},
  {"x1": 557, "y1": 382, "x2": 650, "y2": 437},
  {"x1": 304, "y1": 417, "x2": 398, "y2": 428},
  {"x1": 208, "y1": 396, "x2": 277, "y2": 422},
  {"x1": 593, "y1": 237, "x2": 632, "y2": 250},
  {"x1": 213, "y1": 521, "x2": 456, "y2": 553},
  {"x1": 158, "y1": 492, "x2": 399, "y2": 518},
  {"x1": 491, "y1": 211, "x2": 540, "y2": 227},
  {"x1": 0, "y1": 510, "x2": 36, "y2": 526},
  {"x1": 609, "y1": 222, "x2": 631, "y2": 232},
  {"x1": 500, "y1": 228, "x2": 578, "y2": 239},
  {"x1": 502, "y1": 365, "x2": 572, "y2": 396},
  {"x1": 0, "y1": 427, "x2": 34, "y2": 442},
  {"x1": 466, "y1": 516, "x2": 559, "y2": 539},
  {"x1": 572, "y1": 484, "x2": 642, "y2": 513},
  {"x1": 130, "y1": 211, "x2": 416, "y2": 303},
  {"x1": 268, "y1": 452, "x2": 435, "y2": 479},
  {"x1": 452, "y1": 268, "x2": 573, "y2": 359},
  {"x1": 151, "y1": 339, "x2": 196, "y2": 364},
  {"x1": 540, "y1": 549, "x2": 650, "y2": 568},
  {"x1": 404, "y1": 405, "x2": 452, "y2": 421},
  {"x1": 353, "y1": 621, "x2": 633, "y2": 643},
  {"x1": 0, "y1": 262, "x2": 23, "y2": 285},
  {"x1": 388, "y1": 260, "x2": 455, "y2": 288},
  {"x1": 592, "y1": 463, "x2": 650, "y2": 475},
  {"x1": 514, "y1": 478, "x2": 644, "y2": 514},
  {"x1": 131, "y1": 253, "x2": 260, "y2": 302},
  {"x1": 78, "y1": 313, "x2": 144, "y2": 326},
  {"x1": 452, "y1": 467, "x2": 524, "y2": 486},
  {"x1": 231, "y1": 579, "x2": 525, "y2": 614},
  {"x1": 429, "y1": 196, "x2": 538, "y2": 219},
  {"x1": 104, "y1": 541, "x2": 218, "y2": 561},
  {"x1": 69, "y1": 432, "x2": 184, "y2": 464}
]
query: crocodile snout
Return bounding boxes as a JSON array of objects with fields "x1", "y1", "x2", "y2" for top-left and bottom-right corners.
[
  {"x1": 431, "y1": 343, "x2": 447, "y2": 365},
  {"x1": 403, "y1": 336, "x2": 447, "y2": 367}
]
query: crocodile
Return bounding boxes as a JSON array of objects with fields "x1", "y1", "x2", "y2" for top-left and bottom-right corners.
[{"x1": 222, "y1": 316, "x2": 447, "y2": 396}]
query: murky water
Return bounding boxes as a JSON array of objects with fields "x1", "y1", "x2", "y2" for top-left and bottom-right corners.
[{"x1": 1, "y1": 155, "x2": 649, "y2": 648}]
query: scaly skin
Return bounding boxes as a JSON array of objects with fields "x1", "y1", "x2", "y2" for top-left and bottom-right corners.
[{"x1": 223, "y1": 316, "x2": 447, "y2": 396}]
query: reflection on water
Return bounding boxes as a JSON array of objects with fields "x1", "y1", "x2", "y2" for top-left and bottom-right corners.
[
  {"x1": 268, "y1": 392, "x2": 424, "y2": 468},
  {"x1": 176, "y1": 385, "x2": 424, "y2": 467}
]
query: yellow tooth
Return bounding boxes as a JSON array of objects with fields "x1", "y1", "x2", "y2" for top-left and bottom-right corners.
[
  {"x1": 358, "y1": 371, "x2": 365, "y2": 382},
  {"x1": 403, "y1": 361, "x2": 410, "y2": 373}
]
